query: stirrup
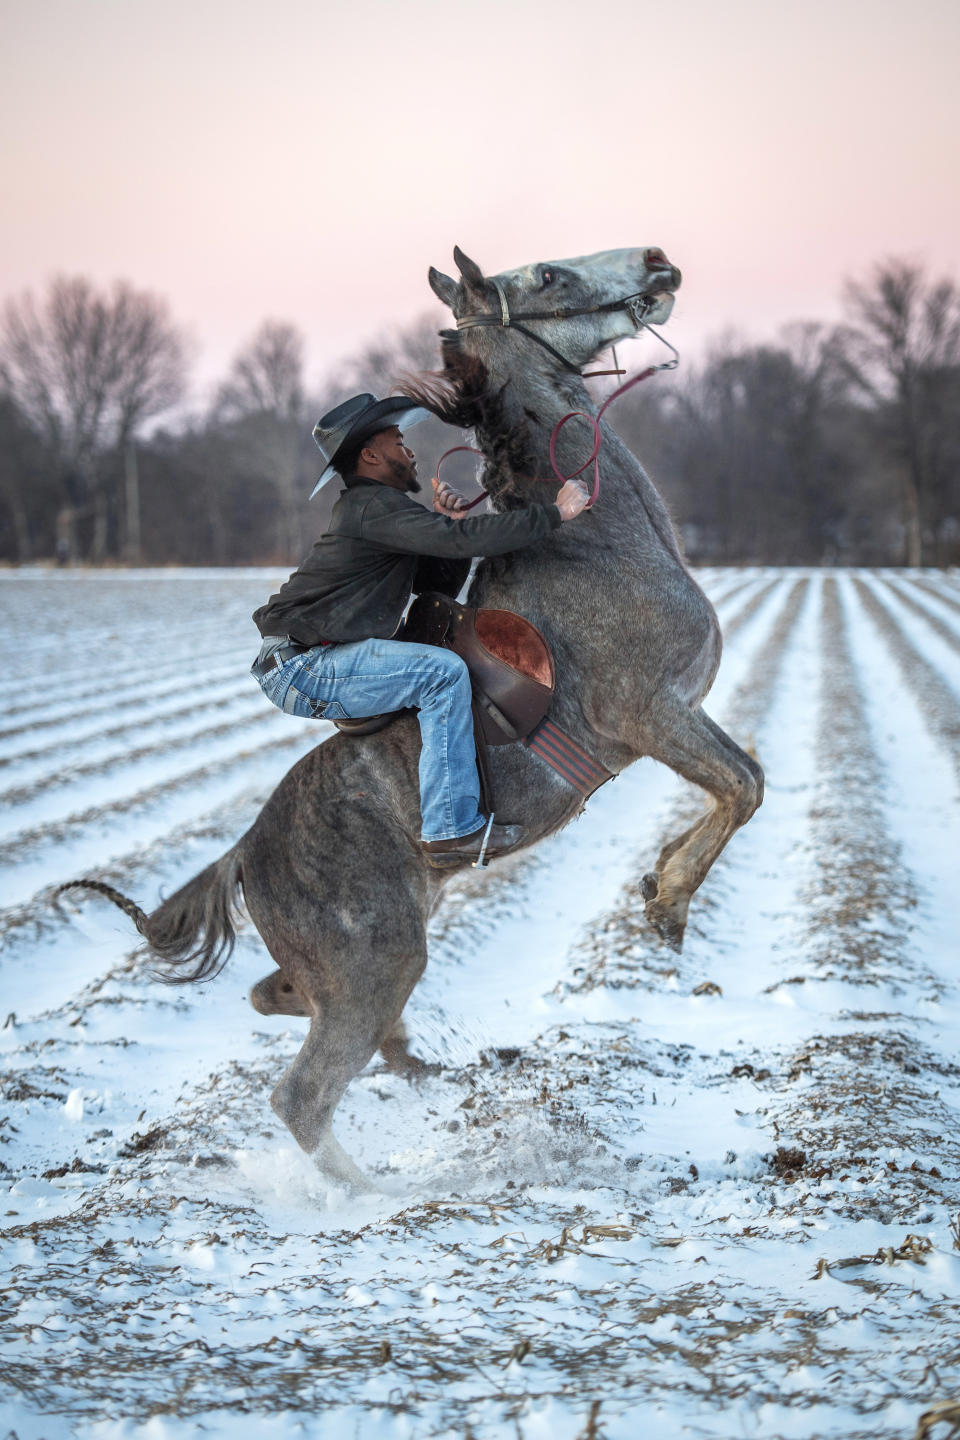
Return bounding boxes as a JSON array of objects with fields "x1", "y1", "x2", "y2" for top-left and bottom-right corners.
[{"x1": 472, "y1": 813, "x2": 496, "y2": 869}]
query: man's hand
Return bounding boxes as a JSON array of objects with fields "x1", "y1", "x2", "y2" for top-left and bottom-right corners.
[
  {"x1": 432, "y1": 476, "x2": 471, "y2": 520},
  {"x1": 555, "y1": 479, "x2": 589, "y2": 522}
]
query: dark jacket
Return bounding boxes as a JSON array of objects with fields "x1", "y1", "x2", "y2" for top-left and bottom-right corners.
[{"x1": 253, "y1": 478, "x2": 562, "y2": 645}]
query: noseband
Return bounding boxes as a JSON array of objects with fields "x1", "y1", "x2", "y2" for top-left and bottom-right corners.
[{"x1": 436, "y1": 284, "x2": 680, "y2": 511}]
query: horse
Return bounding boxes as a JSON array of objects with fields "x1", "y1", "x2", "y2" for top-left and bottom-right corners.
[{"x1": 61, "y1": 245, "x2": 763, "y2": 1184}]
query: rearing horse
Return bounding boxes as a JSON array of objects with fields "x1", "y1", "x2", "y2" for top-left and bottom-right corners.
[{"x1": 62, "y1": 245, "x2": 763, "y2": 1184}]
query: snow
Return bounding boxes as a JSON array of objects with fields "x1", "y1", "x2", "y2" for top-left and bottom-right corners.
[{"x1": 2, "y1": 567, "x2": 960, "y2": 1440}]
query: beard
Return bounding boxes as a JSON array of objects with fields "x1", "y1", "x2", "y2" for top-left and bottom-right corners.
[{"x1": 387, "y1": 456, "x2": 419, "y2": 493}]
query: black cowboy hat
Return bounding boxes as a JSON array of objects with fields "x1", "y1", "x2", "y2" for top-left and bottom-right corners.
[{"x1": 310, "y1": 393, "x2": 431, "y2": 497}]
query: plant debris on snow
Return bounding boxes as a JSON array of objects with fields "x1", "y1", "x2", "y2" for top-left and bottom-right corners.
[{"x1": 2, "y1": 568, "x2": 960, "y2": 1440}]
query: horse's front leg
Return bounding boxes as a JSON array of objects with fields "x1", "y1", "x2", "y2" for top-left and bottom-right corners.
[{"x1": 627, "y1": 699, "x2": 764, "y2": 950}]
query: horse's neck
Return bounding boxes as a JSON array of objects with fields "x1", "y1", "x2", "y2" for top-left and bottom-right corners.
[{"x1": 473, "y1": 360, "x2": 685, "y2": 569}]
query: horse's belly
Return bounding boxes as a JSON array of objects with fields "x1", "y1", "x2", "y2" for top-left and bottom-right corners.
[{"x1": 674, "y1": 625, "x2": 722, "y2": 706}]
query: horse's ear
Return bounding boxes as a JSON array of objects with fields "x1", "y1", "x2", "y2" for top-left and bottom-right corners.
[
  {"x1": 428, "y1": 267, "x2": 458, "y2": 309},
  {"x1": 453, "y1": 246, "x2": 485, "y2": 289}
]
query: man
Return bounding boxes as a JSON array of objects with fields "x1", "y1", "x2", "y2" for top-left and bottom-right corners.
[{"x1": 252, "y1": 393, "x2": 587, "y2": 867}]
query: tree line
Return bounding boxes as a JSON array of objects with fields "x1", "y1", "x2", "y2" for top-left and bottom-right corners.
[{"x1": 1, "y1": 260, "x2": 958, "y2": 568}]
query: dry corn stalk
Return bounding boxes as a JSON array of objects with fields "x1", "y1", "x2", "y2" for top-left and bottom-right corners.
[
  {"x1": 914, "y1": 1398, "x2": 960, "y2": 1440},
  {"x1": 812, "y1": 1233, "x2": 933, "y2": 1279}
]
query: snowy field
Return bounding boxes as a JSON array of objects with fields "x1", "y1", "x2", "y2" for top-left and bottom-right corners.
[{"x1": 2, "y1": 566, "x2": 960, "y2": 1440}]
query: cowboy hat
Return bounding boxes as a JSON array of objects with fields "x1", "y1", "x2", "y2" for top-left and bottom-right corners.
[{"x1": 310, "y1": 393, "x2": 432, "y2": 497}]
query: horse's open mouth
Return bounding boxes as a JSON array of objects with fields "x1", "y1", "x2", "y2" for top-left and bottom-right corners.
[{"x1": 639, "y1": 289, "x2": 676, "y2": 318}]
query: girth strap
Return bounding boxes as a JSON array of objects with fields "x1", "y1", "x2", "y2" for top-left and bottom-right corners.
[{"x1": 524, "y1": 717, "x2": 612, "y2": 798}]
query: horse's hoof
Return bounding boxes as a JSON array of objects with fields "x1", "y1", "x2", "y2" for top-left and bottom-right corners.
[
  {"x1": 645, "y1": 900, "x2": 685, "y2": 953},
  {"x1": 379, "y1": 1036, "x2": 442, "y2": 1082},
  {"x1": 312, "y1": 1134, "x2": 376, "y2": 1193},
  {"x1": 249, "y1": 973, "x2": 310, "y2": 1018},
  {"x1": 641, "y1": 872, "x2": 659, "y2": 902}
]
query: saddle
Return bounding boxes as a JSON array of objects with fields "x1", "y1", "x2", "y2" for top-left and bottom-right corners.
[{"x1": 332, "y1": 592, "x2": 554, "y2": 746}]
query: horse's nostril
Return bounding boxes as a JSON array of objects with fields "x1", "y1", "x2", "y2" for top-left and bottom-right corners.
[{"x1": 645, "y1": 248, "x2": 671, "y2": 272}]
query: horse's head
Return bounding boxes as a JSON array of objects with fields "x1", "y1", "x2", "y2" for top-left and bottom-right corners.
[{"x1": 429, "y1": 245, "x2": 681, "y2": 372}]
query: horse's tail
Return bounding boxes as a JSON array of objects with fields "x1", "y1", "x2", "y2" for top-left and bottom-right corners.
[{"x1": 55, "y1": 846, "x2": 244, "y2": 984}]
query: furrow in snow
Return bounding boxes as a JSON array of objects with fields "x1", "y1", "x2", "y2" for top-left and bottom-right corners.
[
  {"x1": 881, "y1": 576, "x2": 960, "y2": 654},
  {"x1": 705, "y1": 573, "x2": 960, "y2": 1227},
  {"x1": 695, "y1": 571, "x2": 769, "y2": 610},
  {"x1": 0, "y1": 573, "x2": 274, "y2": 722},
  {"x1": 0, "y1": 680, "x2": 259, "y2": 776},
  {"x1": 903, "y1": 574, "x2": 960, "y2": 618},
  {"x1": 0, "y1": 699, "x2": 274, "y2": 810},
  {"x1": 0, "y1": 627, "x2": 228, "y2": 719},
  {"x1": 762, "y1": 1027, "x2": 960, "y2": 1225},
  {"x1": 0, "y1": 659, "x2": 252, "y2": 746},
  {"x1": 0, "y1": 712, "x2": 306, "y2": 846},
  {"x1": 859, "y1": 574, "x2": 960, "y2": 691},
  {"x1": 0, "y1": 725, "x2": 317, "y2": 881},
  {"x1": 715, "y1": 575, "x2": 780, "y2": 642},
  {"x1": 853, "y1": 577, "x2": 960, "y2": 779},
  {"x1": 789, "y1": 577, "x2": 924, "y2": 990},
  {"x1": 0, "y1": 791, "x2": 274, "y2": 961}
]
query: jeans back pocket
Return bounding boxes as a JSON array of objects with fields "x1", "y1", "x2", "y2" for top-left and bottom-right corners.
[{"x1": 281, "y1": 690, "x2": 348, "y2": 721}]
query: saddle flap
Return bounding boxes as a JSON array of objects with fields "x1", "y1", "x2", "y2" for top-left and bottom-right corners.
[{"x1": 408, "y1": 592, "x2": 555, "y2": 747}]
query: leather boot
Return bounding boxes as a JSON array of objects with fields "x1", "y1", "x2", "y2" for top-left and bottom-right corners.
[{"x1": 421, "y1": 820, "x2": 526, "y2": 870}]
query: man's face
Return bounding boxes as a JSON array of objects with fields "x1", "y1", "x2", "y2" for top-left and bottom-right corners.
[{"x1": 370, "y1": 426, "x2": 419, "y2": 493}]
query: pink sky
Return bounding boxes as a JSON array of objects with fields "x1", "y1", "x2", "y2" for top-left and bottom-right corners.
[{"x1": 2, "y1": 0, "x2": 958, "y2": 399}]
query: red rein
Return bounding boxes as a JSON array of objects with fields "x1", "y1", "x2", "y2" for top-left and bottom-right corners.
[{"x1": 434, "y1": 365, "x2": 659, "y2": 512}]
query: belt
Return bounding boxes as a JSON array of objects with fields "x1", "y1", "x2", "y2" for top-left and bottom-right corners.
[
  {"x1": 253, "y1": 636, "x2": 335, "y2": 679},
  {"x1": 259, "y1": 641, "x2": 309, "y2": 673}
]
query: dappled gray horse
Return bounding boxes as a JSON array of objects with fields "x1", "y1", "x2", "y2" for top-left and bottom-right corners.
[{"x1": 67, "y1": 246, "x2": 762, "y2": 1183}]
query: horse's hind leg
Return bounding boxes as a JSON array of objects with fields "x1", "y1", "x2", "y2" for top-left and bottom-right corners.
[
  {"x1": 268, "y1": 938, "x2": 428, "y2": 1186},
  {"x1": 250, "y1": 970, "x2": 429, "y2": 1077},
  {"x1": 638, "y1": 702, "x2": 763, "y2": 950}
]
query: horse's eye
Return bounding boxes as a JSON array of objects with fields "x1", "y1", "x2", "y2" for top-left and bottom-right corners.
[{"x1": 542, "y1": 269, "x2": 554, "y2": 286}]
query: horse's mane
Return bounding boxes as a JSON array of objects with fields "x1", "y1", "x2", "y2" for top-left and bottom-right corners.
[
  {"x1": 394, "y1": 331, "x2": 537, "y2": 508},
  {"x1": 393, "y1": 330, "x2": 488, "y2": 428}
]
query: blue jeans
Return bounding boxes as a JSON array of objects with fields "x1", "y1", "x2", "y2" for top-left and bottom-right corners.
[{"x1": 253, "y1": 637, "x2": 484, "y2": 843}]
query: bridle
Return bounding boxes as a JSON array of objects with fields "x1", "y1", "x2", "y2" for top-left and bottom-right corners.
[
  {"x1": 455, "y1": 277, "x2": 675, "y2": 375},
  {"x1": 436, "y1": 281, "x2": 680, "y2": 510}
]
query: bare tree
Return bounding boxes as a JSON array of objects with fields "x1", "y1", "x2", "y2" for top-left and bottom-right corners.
[
  {"x1": 613, "y1": 325, "x2": 858, "y2": 564},
  {"x1": 339, "y1": 312, "x2": 443, "y2": 395},
  {"x1": 0, "y1": 276, "x2": 188, "y2": 560},
  {"x1": 837, "y1": 259, "x2": 960, "y2": 564},
  {"x1": 0, "y1": 395, "x2": 58, "y2": 562},
  {"x1": 216, "y1": 319, "x2": 305, "y2": 420},
  {"x1": 215, "y1": 321, "x2": 310, "y2": 559}
]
